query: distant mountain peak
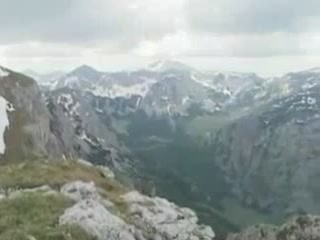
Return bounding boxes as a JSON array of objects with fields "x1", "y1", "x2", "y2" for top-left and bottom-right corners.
[
  {"x1": 71, "y1": 64, "x2": 99, "y2": 74},
  {"x1": 70, "y1": 65, "x2": 101, "y2": 80},
  {"x1": 146, "y1": 60, "x2": 195, "y2": 73}
]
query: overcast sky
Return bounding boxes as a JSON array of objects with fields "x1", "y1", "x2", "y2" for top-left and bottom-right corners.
[{"x1": 0, "y1": 0, "x2": 320, "y2": 76}]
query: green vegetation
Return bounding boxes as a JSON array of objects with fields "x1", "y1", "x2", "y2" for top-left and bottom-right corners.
[
  {"x1": 2, "y1": 110, "x2": 31, "y2": 163},
  {"x1": 0, "y1": 192, "x2": 95, "y2": 240},
  {"x1": 128, "y1": 122, "x2": 285, "y2": 239},
  {"x1": 0, "y1": 160, "x2": 125, "y2": 195},
  {"x1": 185, "y1": 115, "x2": 229, "y2": 136},
  {"x1": 0, "y1": 159, "x2": 131, "y2": 240},
  {"x1": 219, "y1": 198, "x2": 282, "y2": 227}
]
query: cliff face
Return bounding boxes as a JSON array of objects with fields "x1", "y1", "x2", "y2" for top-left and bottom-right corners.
[
  {"x1": 0, "y1": 66, "x2": 61, "y2": 161},
  {"x1": 211, "y1": 85, "x2": 320, "y2": 216},
  {"x1": 0, "y1": 67, "x2": 135, "y2": 176}
]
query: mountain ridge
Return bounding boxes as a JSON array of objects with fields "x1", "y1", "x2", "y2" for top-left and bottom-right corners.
[{"x1": 6, "y1": 63, "x2": 320, "y2": 239}]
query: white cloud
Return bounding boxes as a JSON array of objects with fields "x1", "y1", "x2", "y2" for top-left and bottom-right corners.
[
  {"x1": 0, "y1": 0, "x2": 320, "y2": 74},
  {"x1": 133, "y1": 31, "x2": 191, "y2": 57}
]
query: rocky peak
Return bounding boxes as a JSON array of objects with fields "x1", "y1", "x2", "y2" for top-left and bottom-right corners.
[
  {"x1": 70, "y1": 64, "x2": 101, "y2": 80},
  {"x1": 59, "y1": 179, "x2": 215, "y2": 240}
]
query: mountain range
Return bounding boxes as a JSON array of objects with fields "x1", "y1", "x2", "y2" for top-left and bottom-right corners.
[{"x1": 1, "y1": 61, "x2": 320, "y2": 239}]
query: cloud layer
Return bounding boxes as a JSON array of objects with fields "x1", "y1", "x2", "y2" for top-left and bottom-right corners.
[
  {"x1": 187, "y1": 0, "x2": 320, "y2": 34},
  {"x1": 0, "y1": 0, "x2": 319, "y2": 73}
]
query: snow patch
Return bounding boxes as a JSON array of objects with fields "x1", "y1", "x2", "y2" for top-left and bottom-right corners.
[
  {"x1": 302, "y1": 81, "x2": 317, "y2": 90},
  {"x1": 57, "y1": 94, "x2": 74, "y2": 106},
  {"x1": 182, "y1": 96, "x2": 191, "y2": 105},
  {"x1": 191, "y1": 73, "x2": 213, "y2": 89},
  {"x1": 91, "y1": 79, "x2": 157, "y2": 98},
  {"x1": 0, "y1": 97, "x2": 13, "y2": 155},
  {"x1": 148, "y1": 60, "x2": 165, "y2": 72},
  {"x1": 57, "y1": 94, "x2": 79, "y2": 114},
  {"x1": 202, "y1": 99, "x2": 218, "y2": 112},
  {"x1": 62, "y1": 76, "x2": 82, "y2": 88},
  {"x1": 191, "y1": 73, "x2": 231, "y2": 96},
  {"x1": 307, "y1": 97, "x2": 317, "y2": 105},
  {"x1": 79, "y1": 132, "x2": 99, "y2": 147}
]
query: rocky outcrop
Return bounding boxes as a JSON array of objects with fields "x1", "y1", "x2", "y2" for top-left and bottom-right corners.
[
  {"x1": 226, "y1": 225, "x2": 278, "y2": 240},
  {"x1": 61, "y1": 181, "x2": 102, "y2": 202},
  {"x1": 277, "y1": 215, "x2": 320, "y2": 240},
  {"x1": 59, "y1": 181, "x2": 215, "y2": 240},
  {"x1": 60, "y1": 199, "x2": 136, "y2": 240},
  {"x1": 122, "y1": 191, "x2": 215, "y2": 240},
  {"x1": 227, "y1": 215, "x2": 320, "y2": 240}
]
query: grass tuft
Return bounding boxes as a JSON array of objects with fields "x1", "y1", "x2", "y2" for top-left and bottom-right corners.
[
  {"x1": 0, "y1": 160, "x2": 126, "y2": 194},
  {"x1": 0, "y1": 192, "x2": 96, "y2": 240}
]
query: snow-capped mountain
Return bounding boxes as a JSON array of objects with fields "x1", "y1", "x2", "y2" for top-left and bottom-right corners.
[
  {"x1": 0, "y1": 65, "x2": 137, "y2": 172},
  {"x1": 4, "y1": 63, "x2": 320, "y2": 238},
  {"x1": 207, "y1": 67, "x2": 320, "y2": 218},
  {"x1": 277, "y1": 67, "x2": 320, "y2": 94},
  {"x1": 39, "y1": 61, "x2": 267, "y2": 117},
  {"x1": 53, "y1": 65, "x2": 101, "y2": 90}
]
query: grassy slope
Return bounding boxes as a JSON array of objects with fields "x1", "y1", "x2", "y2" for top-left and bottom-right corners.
[
  {"x1": 0, "y1": 193, "x2": 95, "y2": 240},
  {"x1": 0, "y1": 160, "x2": 128, "y2": 240}
]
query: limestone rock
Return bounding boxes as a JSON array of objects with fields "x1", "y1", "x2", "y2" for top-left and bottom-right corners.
[
  {"x1": 59, "y1": 182, "x2": 214, "y2": 240},
  {"x1": 227, "y1": 215, "x2": 320, "y2": 240},
  {"x1": 122, "y1": 191, "x2": 215, "y2": 240},
  {"x1": 277, "y1": 215, "x2": 320, "y2": 240},
  {"x1": 226, "y1": 225, "x2": 277, "y2": 240},
  {"x1": 98, "y1": 165, "x2": 115, "y2": 179},
  {"x1": 59, "y1": 199, "x2": 136, "y2": 240},
  {"x1": 61, "y1": 181, "x2": 101, "y2": 202}
]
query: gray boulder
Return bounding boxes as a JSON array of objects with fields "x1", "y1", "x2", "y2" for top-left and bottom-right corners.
[
  {"x1": 227, "y1": 215, "x2": 320, "y2": 240},
  {"x1": 60, "y1": 199, "x2": 136, "y2": 240},
  {"x1": 122, "y1": 191, "x2": 215, "y2": 240}
]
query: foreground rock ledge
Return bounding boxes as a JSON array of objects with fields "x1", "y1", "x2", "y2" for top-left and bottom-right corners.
[{"x1": 59, "y1": 181, "x2": 215, "y2": 240}]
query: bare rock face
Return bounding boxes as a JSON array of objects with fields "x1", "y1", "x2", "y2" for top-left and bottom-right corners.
[
  {"x1": 61, "y1": 181, "x2": 101, "y2": 202},
  {"x1": 59, "y1": 181, "x2": 215, "y2": 240},
  {"x1": 98, "y1": 165, "x2": 115, "y2": 179},
  {"x1": 227, "y1": 215, "x2": 320, "y2": 240},
  {"x1": 227, "y1": 225, "x2": 278, "y2": 240},
  {"x1": 277, "y1": 215, "x2": 320, "y2": 240},
  {"x1": 122, "y1": 191, "x2": 215, "y2": 240},
  {"x1": 59, "y1": 199, "x2": 136, "y2": 240},
  {"x1": 0, "y1": 66, "x2": 61, "y2": 161},
  {"x1": 46, "y1": 88, "x2": 138, "y2": 172}
]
